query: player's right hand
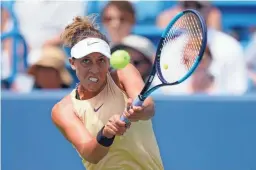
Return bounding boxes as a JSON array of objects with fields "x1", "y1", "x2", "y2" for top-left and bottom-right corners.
[{"x1": 103, "y1": 114, "x2": 131, "y2": 138}]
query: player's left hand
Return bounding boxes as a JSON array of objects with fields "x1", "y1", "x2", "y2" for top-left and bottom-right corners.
[{"x1": 123, "y1": 98, "x2": 145, "y2": 122}]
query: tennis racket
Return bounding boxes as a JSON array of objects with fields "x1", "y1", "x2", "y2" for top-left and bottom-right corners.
[{"x1": 121, "y1": 9, "x2": 207, "y2": 123}]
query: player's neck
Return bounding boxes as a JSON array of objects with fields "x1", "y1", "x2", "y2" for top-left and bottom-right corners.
[{"x1": 77, "y1": 82, "x2": 106, "y2": 100}]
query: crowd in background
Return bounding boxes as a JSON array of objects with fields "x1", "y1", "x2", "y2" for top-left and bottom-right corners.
[{"x1": 1, "y1": 0, "x2": 256, "y2": 95}]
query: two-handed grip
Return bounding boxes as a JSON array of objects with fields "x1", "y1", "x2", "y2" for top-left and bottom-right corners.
[{"x1": 120, "y1": 97, "x2": 144, "y2": 124}]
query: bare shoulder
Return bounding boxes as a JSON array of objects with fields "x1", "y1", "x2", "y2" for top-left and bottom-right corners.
[
  {"x1": 116, "y1": 63, "x2": 145, "y2": 99},
  {"x1": 51, "y1": 95, "x2": 92, "y2": 146},
  {"x1": 110, "y1": 70, "x2": 124, "y2": 90},
  {"x1": 110, "y1": 64, "x2": 141, "y2": 91},
  {"x1": 51, "y1": 95, "x2": 74, "y2": 126},
  {"x1": 116, "y1": 63, "x2": 141, "y2": 81}
]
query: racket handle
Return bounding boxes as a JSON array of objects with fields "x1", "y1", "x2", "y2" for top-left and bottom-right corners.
[
  {"x1": 120, "y1": 97, "x2": 144, "y2": 123},
  {"x1": 120, "y1": 115, "x2": 130, "y2": 124},
  {"x1": 133, "y1": 97, "x2": 144, "y2": 106}
]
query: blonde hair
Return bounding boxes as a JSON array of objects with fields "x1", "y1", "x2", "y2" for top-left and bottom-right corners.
[{"x1": 61, "y1": 15, "x2": 109, "y2": 47}]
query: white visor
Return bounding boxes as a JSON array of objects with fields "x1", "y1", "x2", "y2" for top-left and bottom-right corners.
[{"x1": 71, "y1": 38, "x2": 111, "y2": 59}]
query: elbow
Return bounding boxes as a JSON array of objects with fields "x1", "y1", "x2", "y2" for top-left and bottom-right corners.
[
  {"x1": 78, "y1": 136, "x2": 109, "y2": 164},
  {"x1": 83, "y1": 155, "x2": 105, "y2": 164},
  {"x1": 92, "y1": 159, "x2": 100, "y2": 164},
  {"x1": 87, "y1": 158, "x2": 101, "y2": 164},
  {"x1": 80, "y1": 148, "x2": 107, "y2": 164}
]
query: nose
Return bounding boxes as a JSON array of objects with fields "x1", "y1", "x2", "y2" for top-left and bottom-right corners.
[{"x1": 89, "y1": 65, "x2": 100, "y2": 74}]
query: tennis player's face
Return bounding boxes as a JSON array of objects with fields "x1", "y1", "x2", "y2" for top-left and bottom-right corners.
[{"x1": 70, "y1": 53, "x2": 109, "y2": 92}]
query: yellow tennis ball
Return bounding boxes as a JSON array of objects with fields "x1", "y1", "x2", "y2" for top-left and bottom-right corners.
[
  {"x1": 163, "y1": 64, "x2": 168, "y2": 70},
  {"x1": 110, "y1": 50, "x2": 131, "y2": 69}
]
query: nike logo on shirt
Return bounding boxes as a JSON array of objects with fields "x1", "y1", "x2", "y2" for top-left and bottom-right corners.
[{"x1": 94, "y1": 103, "x2": 104, "y2": 112}]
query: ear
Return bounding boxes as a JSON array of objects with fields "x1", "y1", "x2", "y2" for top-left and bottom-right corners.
[{"x1": 69, "y1": 58, "x2": 76, "y2": 70}]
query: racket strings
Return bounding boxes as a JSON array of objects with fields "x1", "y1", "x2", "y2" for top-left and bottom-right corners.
[
  {"x1": 183, "y1": 14, "x2": 203, "y2": 68},
  {"x1": 159, "y1": 12, "x2": 204, "y2": 83},
  {"x1": 182, "y1": 15, "x2": 200, "y2": 69}
]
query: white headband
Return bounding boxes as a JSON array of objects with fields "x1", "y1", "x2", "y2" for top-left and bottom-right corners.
[{"x1": 70, "y1": 38, "x2": 111, "y2": 59}]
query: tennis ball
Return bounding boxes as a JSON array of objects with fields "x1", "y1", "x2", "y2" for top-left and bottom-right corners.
[
  {"x1": 163, "y1": 64, "x2": 168, "y2": 70},
  {"x1": 110, "y1": 50, "x2": 130, "y2": 69}
]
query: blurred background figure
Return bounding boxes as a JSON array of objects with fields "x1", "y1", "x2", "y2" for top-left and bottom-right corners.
[
  {"x1": 1, "y1": 1, "x2": 85, "y2": 90},
  {"x1": 157, "y1": 1, "x2": 222, "y2": 30},
  {"x1": 154, "y1": 1, "x2": 247, "y2": 95},
  {"x1": 13, "y1": 1, "x2": 85, "y2": 67},
  {"x1": 152, "y1": 44, "x2": 217, "y2": 96},
  {"x1": 111, "y1": 35, "x2": 155, "y2": 82},
  {"x1": 153, "y1": 28, "x2": 248, "y2": 96},
  {"x1": 101, "y1": 0, "x2": 135, "y2": 46},
  {"x1": 1, "y1": 2, "x2": 15, "y2": 88},
  {"x1": 14, "y1": 1, "x2": 85, "y2": 49},
  {"x1": 245, "y1": 32, "x2": 256, "y2": 92},
  {"x1": 27, "y1": 46, "x2": 73, "y2": 90},
  {"x1": 0, "y1": 0, "x2": 255, "y2": 94},
  {"x1": 207, "y1": 28, "x2": 248, "y2": 95},
  {"x1": 188, "y1": 46, "x2": 216, "y2": 94},
  {"x1": 1, "y1": 2, "x2": 13, "y2": 33}
]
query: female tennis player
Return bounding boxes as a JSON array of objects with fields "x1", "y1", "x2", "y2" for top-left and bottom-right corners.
[{"x1": 51, "y1": 16, "x2": 163, "y2": 170}]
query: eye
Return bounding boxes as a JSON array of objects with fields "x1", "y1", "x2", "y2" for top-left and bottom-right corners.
[
  {"x1": 82, "y1": 59, "x2": 90, "y2": 64},
  {"x1": 99, "y1": 58, "x2": 105, "y2": 63}
]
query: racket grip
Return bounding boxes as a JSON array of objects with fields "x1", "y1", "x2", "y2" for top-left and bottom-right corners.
[
  {"x1": 120, "y1": 97, "x2": 144, "y2": 123},
  {"x1": 132, "y1": 97, "x2": 144, "y2": 106},
  {"x1": 120, "y1": 115, "x2": 130, "y2": 124}
]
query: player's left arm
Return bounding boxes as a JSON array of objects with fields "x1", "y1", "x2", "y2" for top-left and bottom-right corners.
[{"x1": 117, "y1": 63, "x2": 155, "y2": 121}]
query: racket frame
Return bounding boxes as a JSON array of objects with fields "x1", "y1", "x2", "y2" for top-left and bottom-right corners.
[
  {"x1": 121, "y1": 9, "x2": 208, "y2": 123},
  {"x1": 138, "y1": 9, "x2": 208, "y2": 101}
]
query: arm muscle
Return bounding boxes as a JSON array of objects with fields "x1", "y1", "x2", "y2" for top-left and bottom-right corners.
[
  {"x1": 117, "y1": 64, "x2": 155, "y2": 120},
  {"x1": 51, "y1": 99, "x2": 109, "y2": 164}
]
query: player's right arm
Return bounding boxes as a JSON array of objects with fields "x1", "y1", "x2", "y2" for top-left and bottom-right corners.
[
  {"x1": 51, "y1": 101, "x2": 108, "y2": 164},
  {"x1": 51, "y1": 97, "x2": 127, "y2": 164}
]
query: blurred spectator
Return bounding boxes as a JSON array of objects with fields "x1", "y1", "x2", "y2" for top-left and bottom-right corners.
[
  {"x1": 1, "y1": 3, "x2": 14, "y2": 84},
  {"x1": 101, "y1": 1, "x2": 135, "y2": 46},
  {"x1": 111, "y1": 35, "x2": 155, "y2": 82},
  {"x1": 245, "y1": 32, "x2": 256, "y2": 92},
  {"x1": 157, "y1": 1, "x2": 222, "y2": 31},
  {"x1": 208, "y1": 29, "x2": 248, "y2": 95},
  {"x1": 154, "y1": 29, "x2": 248, "y2": 95},
  {"x1": 1, "y1": 3, "x2": 12, "y2": 33},
  {"x1": 27, "y1": 46, "x2": 73, "y2": 89},
  {"x1": 13, "y1": 1, "x2": 86, "y2": 63},
  {"x1": 188, "y1": 46, "x2": 216, "y2": 94},
  {"x1": 228, "y1": 26, "x2": 243, "y2": 42}
]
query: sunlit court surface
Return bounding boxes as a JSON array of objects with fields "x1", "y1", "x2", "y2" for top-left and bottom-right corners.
[{"x1": 1, "y1": 1, "x2": 256, "y2": 170}]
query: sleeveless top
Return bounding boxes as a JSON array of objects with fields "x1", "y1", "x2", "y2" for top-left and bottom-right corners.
[{"x1": 70, "y1": 73, "x2": 164, "y2": 170}]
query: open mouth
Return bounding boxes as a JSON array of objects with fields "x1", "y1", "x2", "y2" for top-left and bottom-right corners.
[{"x1": 88, "y1": 77, "x2": 99, "y2": 83}]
